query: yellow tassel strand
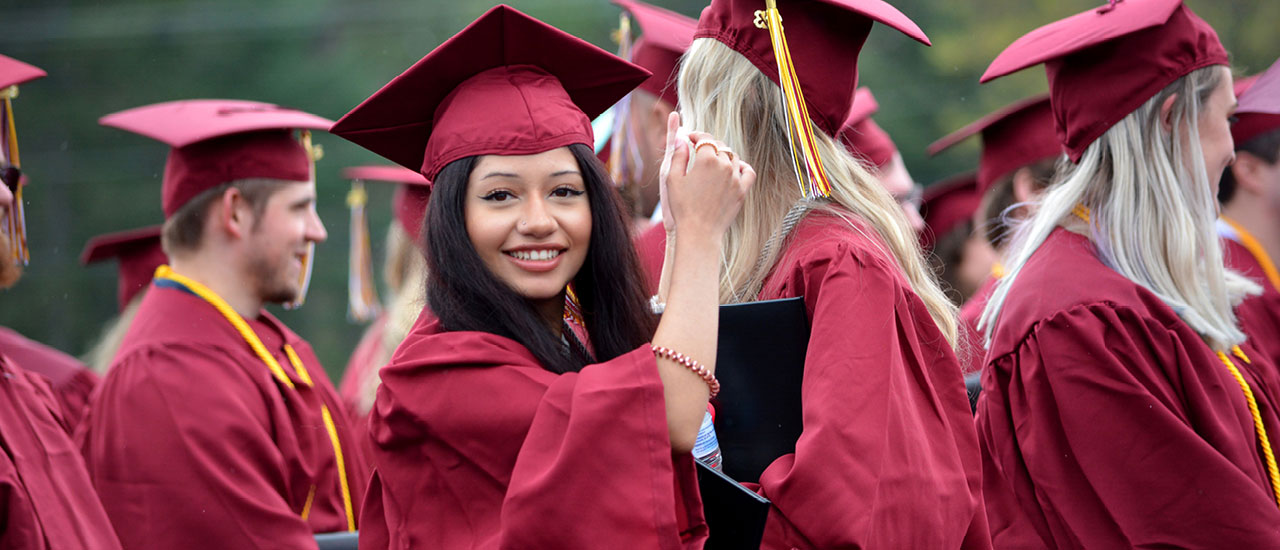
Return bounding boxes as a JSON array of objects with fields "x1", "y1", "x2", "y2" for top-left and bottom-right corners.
[
  {"x1": 286, "y1": 130, "x2": 323, "y2": 309},
  {"x1": 563, "y1": 284, "x2": 585, "y2": 328},
  {"x1": 346, "y1": 180, "x2": 381, "y2": 322},
  {"x1": 154, "y1": 265, "x2": 357, "y2": 529},
  {"x1": 608, "y1": 11, "x2": 641, "y2": 210},
  {"x1": 754, "y1": 0, "x2": 832, "y2": 198},
  {"x1": 1222, "y1": 216, "x2": 1280, "y2": 292},
  {"x1": 2, "y1": 89, "x2": 29, "y2": 265},
  {"x1": 1218, "y1": 347, "x2": 1280, "y2": 507}
]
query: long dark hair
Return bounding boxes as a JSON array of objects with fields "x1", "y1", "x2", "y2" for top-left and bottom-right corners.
[{"x1": 424, "y1": 143, "x2": 656, "y2": 374}]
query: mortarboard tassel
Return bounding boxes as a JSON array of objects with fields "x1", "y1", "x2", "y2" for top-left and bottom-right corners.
[
  {"x1": 346, "y1": 179, "x2": 381, "y2": 322},
  {"x1": 754, "y1": 0, "x2": 833, "y2": 198},
  {"x1": 563, "y1": 284, "x2": 585, "y2": 329},
  {"x1": 286, "y1": 130, "x2": 322, "y2": 309},
  {"x1": 608, "y1": 13, "x2": 634, "y2": 188},
  {"x1": 2, "y1": 87, "x2": 29, "y2": 265}
]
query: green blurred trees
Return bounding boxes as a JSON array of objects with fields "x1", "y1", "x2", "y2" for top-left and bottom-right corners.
[{"x1": 0, "y1": 0, "x2": 1271, "y2": 381}]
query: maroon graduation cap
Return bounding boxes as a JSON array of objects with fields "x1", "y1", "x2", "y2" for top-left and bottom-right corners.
[
  {"x1": 928, "y1": 94, "x2": 1061, "y2": 195},
  {"x1": 0, "y1": 55, "x2": 46, "y2": 89},
  {"x1": 694, "y1": 0, "x2": 929, "y2": 137},
  {"x1": 80, "y1": 226, "x2": 166, "y2": 311},
  {"x1": 1233, "y1": 58, "x2": 1280, "y2": 145},
  {"x1": 839, "y1": 87, "x2": 896, "y2": 169},
  {"x1": 613, "y1": 0, "x2": 698, "y2": 107},
  {"x1": 98, "y1": 100, "x2": 333, "y2": 217},
  {"x1": 982, "y1": 0, "x2": 1227, "y2": 162},
  {"x1": 920, "y1": 172, "x2": 980, "y2": 251},
  {"x1": 330, "y1": 5, "x2": 650, "y2": 181}
]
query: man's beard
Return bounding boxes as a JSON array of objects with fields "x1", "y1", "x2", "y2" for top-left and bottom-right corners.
[
  {"x1": 0, "y1": 231, "x2": 22, "y2": 289},
  {"x1": 246, "y1": 248, "x2": 298, "y2": 306}
]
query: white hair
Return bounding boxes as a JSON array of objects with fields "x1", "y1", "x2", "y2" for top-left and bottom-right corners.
[{"x1": 981, "y1": 65, "x2": 1258, "y2": 352}]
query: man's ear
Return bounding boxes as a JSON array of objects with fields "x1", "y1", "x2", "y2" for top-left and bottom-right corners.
[
  {"x1": 218, "y1": 187, "x2": 251, "y2": 240},
  {"x1": 648, "y1": 100, "x2": 674, "y2": 160},
  {"x1": 1159, "y1": 93, "x2": 1179, "y2": 133},
  {"x1": 1011, "y1": 167, "x2": 1040, "y2": 204},
  {"x1": 1231, "y1": 151, "x2": 1266, "y2": 195}
]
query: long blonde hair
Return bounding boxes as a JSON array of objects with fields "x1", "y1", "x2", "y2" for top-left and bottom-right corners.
[
  {"x1": 677, "y1": 38, "x2": 959, "y2": 346},
  {"x1": 981, "y1": 65, "x2": 1257, "y2": 351}
]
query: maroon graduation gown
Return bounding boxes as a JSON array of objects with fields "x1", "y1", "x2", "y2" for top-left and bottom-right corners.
[
  {"x1": 976, "y1": 228, "x2": 1280, "y2": 548},
  {"x1": 0, "y1": 326, "x2": 98, "y2": 430},
  {"x1": 78, "y1": 282, "x2": 369, "y2": 549},
  {"x1": 0, "y1": 353, "x2": 121, "y2": 549},
  {"x1": 1223, "y1": 237, "x2": 1280, "y2": 372},
  {"x1": 359, "y1": 314, "x2": 707, "y2": 549},
  {"x1": 752, "y1": 212, "x2": 989, "y2": 549}
]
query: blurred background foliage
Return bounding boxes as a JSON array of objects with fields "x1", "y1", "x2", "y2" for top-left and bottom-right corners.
[{"x1": 1, "y1": 0, "x2": 1273, "y2": 381}]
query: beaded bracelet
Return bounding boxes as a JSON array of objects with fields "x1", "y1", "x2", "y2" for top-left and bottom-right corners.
[{"x1": 650, "y1": 344, "x2": 720, "y2": 398}]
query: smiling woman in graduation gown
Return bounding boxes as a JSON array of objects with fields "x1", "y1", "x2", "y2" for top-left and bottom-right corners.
[
  {"x1": 974, "y1": 1, "x2": 1280, "y2": 547},
  {"x1": 330, "y1": 6, "x2": 754, "y2": 549}
]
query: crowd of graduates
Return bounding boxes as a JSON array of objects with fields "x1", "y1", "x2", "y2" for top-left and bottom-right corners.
[{"x1": 0, "y1": 0, "x2": 1279, "y2": 548}]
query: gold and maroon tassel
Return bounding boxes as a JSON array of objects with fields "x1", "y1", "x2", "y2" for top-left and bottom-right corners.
[
  {"x1": 2, "y1": 86, "x2": 29, "y2": 264},
  {"x1": 755, "y1": 0, "x2": 833, "y2": 198},
  {"x1": 286, "y1": 130, "x2": 323, "y2": 309},
  {"x1": 346, "y1": 179, "x2": 381, "y2": 322}
]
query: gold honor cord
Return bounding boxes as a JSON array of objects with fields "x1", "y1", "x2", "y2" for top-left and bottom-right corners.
[
  {"x1": 2, "y1": 87, "x2": 28, "y2": 264},
  {"x1": 1073, "y1": 206, "x2": 1280, "y2": 502},
  {"x1": 346, "y1": 180, "x2": 381, "y2": 322},
  {"x1": 153, "y1": 265, "x2": 357, "y2": 529},
  {"x1": 754, "y1": 0, "x2": 832, "y2": 198},
  {"x1": 1222, "y1": 216, "x2": 1280, "y2": 292},
  {"x1": 1218, "y1": 346, "x2": 1280, "y2": 507}
]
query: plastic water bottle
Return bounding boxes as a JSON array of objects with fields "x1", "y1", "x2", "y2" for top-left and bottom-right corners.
[{"x1": 693, "y1": 409, "x2": 723, "y2": 471}]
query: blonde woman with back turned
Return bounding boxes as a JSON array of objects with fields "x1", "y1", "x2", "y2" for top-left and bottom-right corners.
[
  {"x1": 974, "y1": 1, "x2": 1280, "y2": 547},
  {"x1": 667, "y1": 0, "x2": 988, "y2": 547}
]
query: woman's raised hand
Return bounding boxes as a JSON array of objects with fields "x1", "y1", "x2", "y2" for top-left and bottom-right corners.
[{"x1": 658, "y1": 111, "x2": 754, "y2": 243}]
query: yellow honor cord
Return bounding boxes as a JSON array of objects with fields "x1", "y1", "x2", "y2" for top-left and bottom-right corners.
[
  {"x1": 153, "y1": 265, "x2": 357, "y2": 526},
  {"x1": 321, "y1": 405, "x2": 357, "y2": 531},
  {"x1": 1222, "y1": 216, "x2": 1280, "y2": 292},
  {"x1": 1218, "y1": 346, "x2": 1280, "y2": 507},
  {"x1": 754, "y1": 0, "x2": 832, "y2": 199}
]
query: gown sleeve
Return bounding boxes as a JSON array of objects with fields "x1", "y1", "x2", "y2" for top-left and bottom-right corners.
[
  {"x1": 497, "y1": 346, "x2": 702, "y2": 549},
  {"x1": 978, "y1": 303, "x2": 1280, "y2": 548},
  {"x1": 362, "y1": 344, "x2": 705, "y2": 550},
  {"x1": 759, "y1": 242, "x2": 985, "y2": 549},
  {"x1": 80, "y1": 343, "x2": 318, "y2": 550}
]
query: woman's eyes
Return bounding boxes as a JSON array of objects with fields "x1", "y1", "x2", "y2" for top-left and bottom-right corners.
[
  {"x1": 481, "y1": 190, "x2": 514, "y2": 202},
  {"x1": 480, "y1": 186, "x2": 582, "y2": 201}
]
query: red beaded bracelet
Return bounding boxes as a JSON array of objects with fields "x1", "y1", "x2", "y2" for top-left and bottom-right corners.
[{"x1": 650, "y1": 344, "x2": 720, "y2": 398}]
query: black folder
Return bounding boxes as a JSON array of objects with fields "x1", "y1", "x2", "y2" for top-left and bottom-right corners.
[
  {"x1": 713, "y1": 297, "x2": 809, "y2": 483},
  {"x1": 695, "y1": 460, "x2": 771, "y2": 550},
  {"x1": 694, "y1": 297, "x2": 808, "y2": 549}
]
